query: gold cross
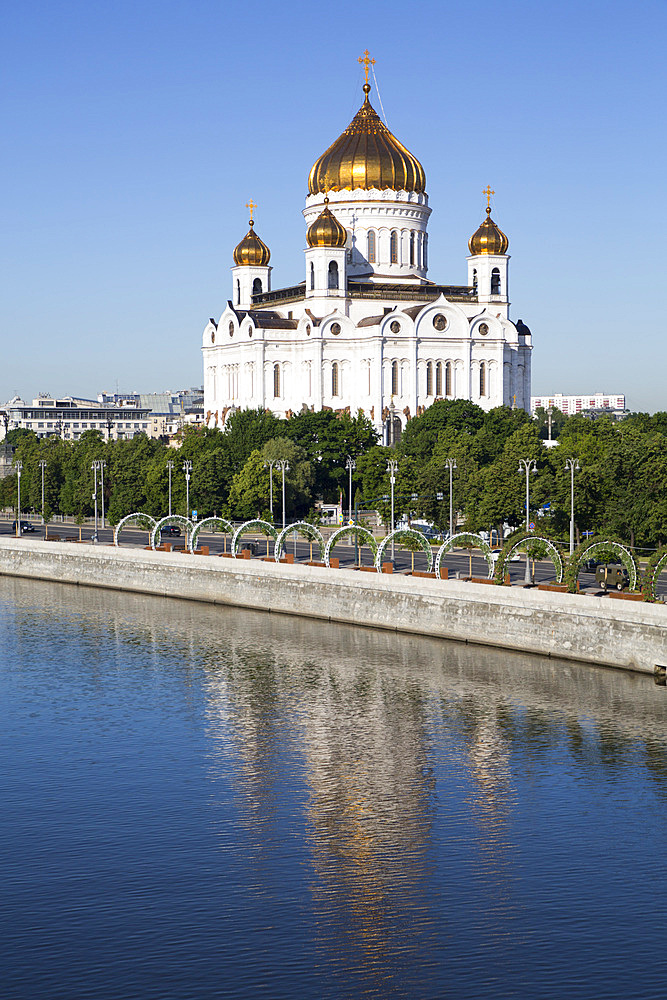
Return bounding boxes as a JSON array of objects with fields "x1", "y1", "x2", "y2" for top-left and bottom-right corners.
[
  {"x1": 245, "y1": 199, "x2": 257, "y2": 222},
  {"x1": 483, "y1": 186, "x2": 495, "y2": 209},
  {"x1": 358, "y1": 49, "x2": 375, "y2": 84}
]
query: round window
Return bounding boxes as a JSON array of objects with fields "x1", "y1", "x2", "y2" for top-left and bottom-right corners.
[
  {"x1": 390, "y1": 320, "x2": 401, "y2": 334},
  {"x1": 229, "y1": 322, "x2": 234, "y2": 337},
  {"x1": 331, "y1": 322, "x2": 341, "y2": 336},
  {"x1": 306, "y1": 324, "x2": 311, "y2": 336},
  {"x1": 211, "y1": 331, "x2": 215, "y2": 344},
  {"x1": 248, "y1": 328, "x2": 253, "y2": 338},
  {"x1": 479, "y1": 323, "x2": 489, "y2": 336},
  {"x1": 433, "y1": 314, "x2": 448, "y2": 331}
]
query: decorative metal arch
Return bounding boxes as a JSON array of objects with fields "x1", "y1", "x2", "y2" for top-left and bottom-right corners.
[
  {"x1": 504, "y1": 535, "x2": 564, "y2": 584},
  {"x1": 324, "y1": 525, "x2": 378, "y2": 569},
  {"x1": 274, "y1": 522, "x2": 325, "y2": 562},
  {"x1": 435, "y1": 532, "x2": 493, "y2": 580},
  {"x1": 375, "y1": 529, "x2": 434, "y2": 573},
  {"x1": 113, "y1": 512, "x2": 157, "y2": 547},
  {"x1": 150, "y1": 515, "x2": 193, "y2": 550},
  {"x1": 189, "y1": 517, "x2": 234, "y2": 553},
  {"x1": 231, "y1": 519, "x2": 278, "y2": 558},
  {"x1": 573, "y1": 539, "x2": 638, "y2": 592},
  {"x1": 645, "y1": 549, "x2": 667, "y2": 602}
]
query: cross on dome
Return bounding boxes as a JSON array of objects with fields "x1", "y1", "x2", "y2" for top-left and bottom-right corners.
[
  {"x1": 358, "y1": 49, "x2": 375, "y2": 85},
  {"x1": 483, "y1": 186, "x2": 495, "y2": 212},
  {"x1": 245, "y1": 199, "x2": 257, "y2": 223}
]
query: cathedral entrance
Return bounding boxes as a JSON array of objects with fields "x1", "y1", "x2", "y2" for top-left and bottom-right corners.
[{"x1": 385, "y1": 414, "x2": 402, "y2": 446}]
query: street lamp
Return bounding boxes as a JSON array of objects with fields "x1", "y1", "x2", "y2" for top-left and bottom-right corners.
[
  {"x1": 264, "y1": 459, "x2": 277, "y2": 520},
  {"x1": 277, "y1": 459, "x2": 289, "y2": 529},
  {"x1": 15, "y1": 461, "x2": 23, "y2": 536},
  {"x1": 547, "y1": 406, "x2": 554, "y2": 444},
  {"x1": 445, "y1": 457, "x2": 457, "y2": 540},
  {"x1": 565, "y1": 458, "x2": 580, "y2": 555},
  {"x1": 518, "y1": 458, "x2": 537, "y2": 584},
  {"x1": 98, "y1": 460, "x2": 106, "y2": 529},
  {"x1": 91, "y1": 461, "x2": 99, "y2": 542},
  {"x1": 183, "y1": 460, "x2": 193, "y2": 518},
  {"x1": 345, "y1": 456, "x2": 356, "y2": 523},
  {"x1": 387, "y1": 458, "x2": 398, "y2": 561},
  {"x1": 166, "y1": 460, "x2": 174, "y2": 516},
  {"x1": 39, "y1": 459, "x2": 47, "y2": 525}
]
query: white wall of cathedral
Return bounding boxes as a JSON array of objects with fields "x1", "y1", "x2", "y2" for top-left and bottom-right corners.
[{"x1": 303, "y1": 188, "x2": 431, "y2": 280}]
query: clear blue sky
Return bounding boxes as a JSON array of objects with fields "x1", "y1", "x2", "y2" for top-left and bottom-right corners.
[{"x1": 2, "y1": 0, "x2": 665, "y2": 411}]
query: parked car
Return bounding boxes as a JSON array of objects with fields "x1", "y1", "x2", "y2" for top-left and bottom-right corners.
[
  {"x1": 595, "y1": 563, "x2": 629, "y2": 592},
  {"x1": 12, "y1": 521, "x2": 35, "y2": 533},
  {"x1": 160, "y1": 524, "x2": 181, "y2": 537}
]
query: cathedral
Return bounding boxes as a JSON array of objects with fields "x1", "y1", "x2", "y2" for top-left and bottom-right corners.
[{"x1": 202, "y1": 56, "x2": 532, "y2": 444}]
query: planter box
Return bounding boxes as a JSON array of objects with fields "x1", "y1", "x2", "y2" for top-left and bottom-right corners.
[
  {"x1": 193, "y1": 546, "x2": 209, "y2": 556},
  {"x1": 609, "y1": 591, "x2": 645, "y2": 602},
  {"x1": 381, "y1": 562, "x2": 393, "y2": 574},
  {"x1": 538, "y1": 583, "x2": 568, "y2": 593}
]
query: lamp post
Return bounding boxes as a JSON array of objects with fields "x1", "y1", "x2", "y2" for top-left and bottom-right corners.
[
  {"x1": 264, "y1": 459, "x2": 277, "y2": 520},
  {"x1": 166, "y1": 460, "x2": 174, "y2": 516},
  {"x1": 39, "y1": 459, "x2": 47, "y2": 525},
  {"x1": 99, "y1": 460, "x2": 106, "y2": 529},
  {"x1": 277, "y1": 459, "x2": 289, "y2": 529},
  {"x1": 518, "y1": 458, "x2": 537, "y2": 584},
  {"x1": 445, "y1": 457, "x2": 457, "y2": 540},
  {"x1": 15, "y1": 461, "x2": 22, "y2": 536},
  {"x1": 387, "y1": 458, "x2": 398, "y2": 561},
  {"x1": 565, "y1": 458, "x2": 580, "y2": 555},
  {"x1": 91, "y1": 461, "x2": 99, "y2": 543},
  {"x1": 183, "y1": 460, "x2": 192, "y2": 518},
  {"x1": 345, "y1": 456, "x2": 356, "y2": 523},
  {"x1": 547, "y1": 406, "x2": 554, "y2": 444}
]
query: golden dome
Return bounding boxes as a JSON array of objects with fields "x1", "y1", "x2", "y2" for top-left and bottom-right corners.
[
  {"x1": 308, "y1": 83, "x2": 426, "y2": 195},
  {"x1": 233, "y1": 219, "x2": 271, "y2": 266},
  {"x1": 468, "y1": 207, "x2": 509, "y2": 256},
  {"x1": 306, "y1": 197, "x2": 348, "y2": 247}
]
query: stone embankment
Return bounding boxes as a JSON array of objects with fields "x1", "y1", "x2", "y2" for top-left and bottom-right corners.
[{"x1": 0, "y1": 538, "x2": 665, "y2": 676}]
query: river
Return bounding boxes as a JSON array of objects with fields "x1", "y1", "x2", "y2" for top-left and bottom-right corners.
[{"x1": 1, "y1": 576, "x2": 666, "y2": 999}]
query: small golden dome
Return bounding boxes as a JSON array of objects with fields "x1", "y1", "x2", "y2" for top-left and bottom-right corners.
[
  {"x1": 468, "y1": 207, "x2": 509, "y2": 256},
  {"x1": 233, "y1": 219, "x2": 271, "y2": 266},
  {"x1": 306, "y1": 197, "x2": 348, "y2": 248},
  {"x1": 308, "y1": 83, "x2": 426, "y2": 195}
]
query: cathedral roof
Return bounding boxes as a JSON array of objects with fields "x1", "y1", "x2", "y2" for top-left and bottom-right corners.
[
  {"x1": 468, "y1": 206, "x2": 509, "y2": 256},
  {"x1": 308, "y1": 82, "x2": 426, "y2": 195},
  {"x1": 233, "y1": 219, "x2": 271, "y2": 266},
  {"x1": 306, "y1": 198, "x2": 348, "y2": 247}
]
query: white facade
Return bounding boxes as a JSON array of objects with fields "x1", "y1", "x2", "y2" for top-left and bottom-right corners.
[
  {"x1": 203, "y1": 85, "x2": 532, "y2": 443},
  {"x1": 531, "y1": 393, "x2": 626, "y2": 416}
]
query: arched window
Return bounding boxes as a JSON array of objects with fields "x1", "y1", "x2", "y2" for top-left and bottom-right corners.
[
  {"x1": 423, "y1": 234, "x2": 428, "y2": 270},
  {"x1": 435, "y1": 362, "x2": 442, "y2": 397},
  {"x1": 491, "y1": 268, "x2": 501, "y2": 295},
  {"x1": 445, "y1": 362, "x2": 452, "y2": 397},
  {"x1": 328, "y1": 260, "x2": 339, "y2": 290},
  {"x1": 367, "y1": 230, "x2": 376, "y2": 263},
  {"x1": 410, "y1": 232, "x2": 415, "y2": 266},
  {"x1": 252, "y1": 277, "x2": 262, "y2": 296},
  {"x1": 390, "y1": 230, "x2": 398, "y2": 264},
  {"x1": 236, "y1": 279, "x2": 240, "y2": 305},
  {"x1": 310, "y1": 262, "x2": 315, "y2": 290},
  {"x1": 479, "y1": 362, "x2": 486, "y2": 397},
  {"x1": 472, "y1": 269, "x2": 478, "y2": 294},
  {"x1": 426, "y1": 361, "x2": 433, "y2": 396},
  {"x1": 273, "y1": 363, "x2": 280, "y2": 398},
  {"x1": 391, "y1": 360, "x2": 399, "y2": 396},
  {"x1": 332, "y1": 362, "x2": 339, "y2": 397}
]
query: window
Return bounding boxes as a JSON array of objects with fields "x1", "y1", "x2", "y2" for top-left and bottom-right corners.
[
  {"x1": 367, "y1": 230, "x2": 376, "y2": 263},
  {"x1": 426, "y1": 361, "x2": 433, "y2": 396},
  {"x1": 328, "y1": 260, "x2": 339, "y2": 290},
  {"x1": 491, "y1": 268, "x2": 501, "y2": 295},
  {"x1": 479, "y1": 362, "x2": 486, "y2": 397},
  {"x1": 445, "y1": 362, "x2": 452, "y2": 397},
  {"x1": 310, "y1": 262, "x2": 314, "y2": 290},
  {"x1": 252, "y1": 277, "x2": 262, "y2": 296},
  {"x1": 390, "y1": 230, "x2": 398, "y2": 264},
  {"x1": 472, "y1": 268, "x2": 478, "y2": 293},
  {"x1": 435, "y1": 362, "x2": 442, "y2": 397},
  {"x1": 273, "y1": 363, "x2": 280, "y2": 398},
  {"x1": 410, "y1": 232, "x2": 415, "y2": 266},
  {"x1": 236, "y1": 279, "x2": 240, "y2": 304},
  {"x1": 332, "y1": 362, "x2": 339, "y2": 396},
  {"x1": 423, "y1": 234, "x2": 428, "y2": 269},
  {"x1": 391, "y1": 360, "x2": 399, "y2": 396}
]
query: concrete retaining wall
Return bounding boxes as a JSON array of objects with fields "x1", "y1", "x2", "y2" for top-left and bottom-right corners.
[{"x1": 0, "y1": 538, "x2": 665, "y2": 675}]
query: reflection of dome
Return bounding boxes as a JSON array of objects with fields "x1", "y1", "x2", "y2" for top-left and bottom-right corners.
[
  {"x1": 233, "y1": 219, "x2": 271, "y2": 266},
  {"x1": 468, "y1": 207, "x2": 509, "y2": 255},
  {"x1": 308, "y1": 83, "x2": 426, "y2": 195},
  {"x1": 306, "y1": 197, "x2": 348, "y2": 248}
]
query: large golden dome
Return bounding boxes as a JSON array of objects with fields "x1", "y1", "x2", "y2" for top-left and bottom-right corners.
[
  {"x1": 306, "y1": 197, "x2": 348, "y2": 247},
  {"x1": 308, "y1": 83, "x2": 426, "y2": 195},
  {"x1": 468, "y1": 207, "x2": 509, "y2": 256},
  {"x1": 233, "y1": 219, "x2": 271, "y2": 266}
]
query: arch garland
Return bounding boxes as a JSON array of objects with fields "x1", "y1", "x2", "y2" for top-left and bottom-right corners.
[
  {"x1": 564, "y1": 536, "x2": 639, "y2": 593},
  {"x1": 643, "y1": 546, "x2": 667, "y2": 602},
  {"x1": 274, "y1": 522, "x2": 324, "y2": 562},
  {"x1": 324, "y1": 525, "x2": 378, "y2": 569},
  {"x1": 375, "y1": 529, "x2": 434, "y2": 573},
  {"x1": 231, "y1": 519, "x2": 278, "y2": 558},
  {"x1": 436, "y1": 532, "x2": 493, "y2": 580},
  {"x1": 494, "y1": 530, "x2": 564, "y2": 586},
  {"x1": 150, "y1": 515, "x2": 193, "y2": 550},
  {"x1": 189, "y1": 517, "x2": 234, "y2": 553},
  {"x1": 113, "y1": 512, "x2": 157, "y2": 547}
]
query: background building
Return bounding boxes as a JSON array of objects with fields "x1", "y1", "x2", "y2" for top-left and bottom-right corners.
[{"x1": 531, "y1": 393, "x2": 626, "y2": 416}]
